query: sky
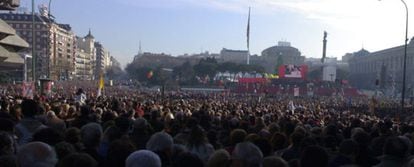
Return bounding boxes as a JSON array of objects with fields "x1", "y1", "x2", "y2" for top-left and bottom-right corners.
[{"x1": 20, "y1": 0, "x2": 414, "y2": 68}]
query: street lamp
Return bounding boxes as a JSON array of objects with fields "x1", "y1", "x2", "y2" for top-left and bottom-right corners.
[
  {"x1": 31, "y1": 0, "x2": 35, "y2": 82},
  {"x1": 24, "y1": 55, "x2": 32, "y2": 82},
  {"x1": 380, "y1": 0, "x2": 409, "y2": 111}
]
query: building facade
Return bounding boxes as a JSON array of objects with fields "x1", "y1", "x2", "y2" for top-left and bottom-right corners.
[
  {"x1": 0, "y1": 19, "x2": 28, "y2": 82},
  {"x1": 94, "y1": 41, "x2": 109, "y2": 75},
  {"x1": 219, "y1": 48, "x2": 248, "y2": 64},
  {"x1": 49, "y1": 23, "x2": 76, "y2": 80},
  {"x1": 0, "y1": 11, "x2": 76, "y2": 80},
  {"x1": 76, "y1": 30, "x2": 96, "y2": 80},
  {"x1": 349, "y1": 38, "x2": 414, "y2": 93},
  {"x1": 74, "y1": 49, "x2": 93, "y2": 80},
  {"x1": 258, "y1": 41, "x2": 305, "y2": 73}
]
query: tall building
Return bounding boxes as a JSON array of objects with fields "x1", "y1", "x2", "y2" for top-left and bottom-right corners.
[
  {"x1": 349, "y1": 38, "x2": 414, "y2": 91},
  {"x1": 74, "y1": 49, "x2": 93, "y2": 80},
  {"x1": 49, "y1": 23, "x2": 76, "y2": 80},
  {"x1": 76, "y1": 30, "x2": 96, "y2": 80},
  {"x1": 0, "y1": 9, "x2": 76, "y2": 80},
  {"x1": 94, "y1": 41, "x2": 109, "y2": 75}
]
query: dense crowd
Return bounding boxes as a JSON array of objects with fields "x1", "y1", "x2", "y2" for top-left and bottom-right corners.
[{"x1": 1, "y1": 87, "x2": 414, "y2": 167}]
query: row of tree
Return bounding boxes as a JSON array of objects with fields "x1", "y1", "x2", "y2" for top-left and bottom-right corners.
[{"x1": 125, "y1": 57, "x2": 266, "y2": 86}]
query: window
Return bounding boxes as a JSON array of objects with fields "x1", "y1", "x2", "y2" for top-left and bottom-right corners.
[{"x1": 58, "y1": 53, "x2": 63, "y2": 57}]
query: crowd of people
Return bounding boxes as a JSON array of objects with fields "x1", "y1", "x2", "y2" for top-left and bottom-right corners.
[{"x1": 1, "y1": 86, "x2": 414, "y2": 167}]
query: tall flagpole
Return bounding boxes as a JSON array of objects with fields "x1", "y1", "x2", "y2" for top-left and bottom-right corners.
[
  {"x1": 246, "y1": 7, "x2": 251, "y2": 65},
  {"x1": 32, "y1": 0, "x2": 36, "y2": 82}
]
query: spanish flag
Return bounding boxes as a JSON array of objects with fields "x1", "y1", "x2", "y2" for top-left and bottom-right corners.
[
  {"x1": 97, "y1": 73, "x2": 104, "y2": 97},
  {"x1": 147, "y1": 70, "x2": 153, "y2": 79}
]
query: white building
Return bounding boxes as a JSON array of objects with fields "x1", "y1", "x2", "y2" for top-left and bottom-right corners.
[
  {"x1": 74, "y1": 49, "x2": 93, "y2": 80},
  {"x1": 220, "y1": 48, "x2": 248, "y2": 64},
  {"x1": 76, "y1": 30, "x2": 96, "y2": 79}
]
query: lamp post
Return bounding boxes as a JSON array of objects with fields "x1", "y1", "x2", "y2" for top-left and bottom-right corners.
[
  {"x1": 48, "y1": 0, "x2": 53, "y2": 18},
  {"x1": 46, "y1": 0, "x2": 53, "y2": 79},
  {"x1": 31, "y1": 0, "x2": 35, "y2": 82},
  {"x1": 24, "y1": 55, "x2": 32, "y2": 82},
  {"x1": 380, "y1": 0, "x2": 409, "y2": 111}
]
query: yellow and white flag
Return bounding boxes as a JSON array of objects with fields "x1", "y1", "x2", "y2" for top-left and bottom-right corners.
[{"x1": 97, "y1": 73, "x2": 104, "y2": 97}]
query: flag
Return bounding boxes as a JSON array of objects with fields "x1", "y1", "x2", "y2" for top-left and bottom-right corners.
[
  {"x1": 147, "y1": 70, "x2": 153, "y2": 79},
  {"x1": 294, "y1": 87, "x2": 300, "y2": 97},
  {"x1": 246, "y1": 7, "x2": 251, "y2": 49},
  {"x1": 97, "y1": 73, "x2": 104, "y2": 97},
  {"x1": 288, "y1": 100, "x2": 296, "y2": 114}
]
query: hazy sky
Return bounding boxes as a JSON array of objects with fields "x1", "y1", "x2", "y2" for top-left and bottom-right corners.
[{"x1": 21, "y1": 0, "x2": 414, "y2": 67}]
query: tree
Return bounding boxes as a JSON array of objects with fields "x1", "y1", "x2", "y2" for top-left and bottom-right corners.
[
  {"x1": 125, "y1": 63, "x2": 153, "y2": 82},
  {"x1": 0, "y1": 72, "x2": 12, "y2": 83},
  {"x1": 193, "y1": 57, "x2": 218, "y2": 79},
  {"x1": 173, "y1": 61, "x2": 195, "y2": 85},
  {"x1": 247, "y1": 64, "x2": 265, "y2": 74},
  {"x1": 336, "y1": 68, "x2": 349, "y2": 80},
  {"x1": 106, "y1": 65, "x2": 125, "y2": 80},
  {"x1": 275, "y1": 55, "x2": 284, "y2": 74}
]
